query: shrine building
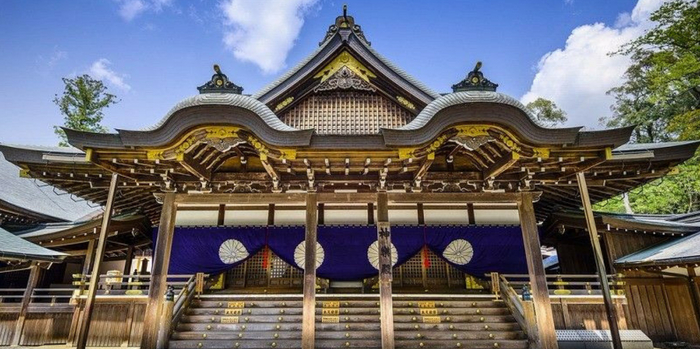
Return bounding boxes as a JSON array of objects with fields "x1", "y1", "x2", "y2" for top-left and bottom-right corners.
[{"x1": 1, "y1": 7, "x2": 700, "y2": 349}]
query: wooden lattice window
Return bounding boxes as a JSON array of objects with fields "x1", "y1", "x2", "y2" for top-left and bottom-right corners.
[{"x1": 280, "y1": 91, "x2": 414, "y2": 135}]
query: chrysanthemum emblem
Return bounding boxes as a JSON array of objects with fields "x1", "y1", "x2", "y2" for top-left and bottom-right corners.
[
  {"x1": 443, "y1": 239, "x2": 474, "y2": 265},
  {"x1": 367, "y1": 241, "x2": 398, "y2": 270},
  {"x1": 218, "y1": 239, "x2": 249, "y2": 264},
  {"x1": 294, "y1": 242, "x2": 325, "y2": 270}
]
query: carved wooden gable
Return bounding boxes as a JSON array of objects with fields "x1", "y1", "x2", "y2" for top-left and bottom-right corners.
[{"x1": 271, "y1": 50, "x2": 422, "y2": 135}]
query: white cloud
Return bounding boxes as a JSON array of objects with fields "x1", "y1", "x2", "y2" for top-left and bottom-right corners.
[
  {"x1": 220, "y1": 0, "x2": 319, "y2": 74},
  {"x1": 521, "y1": 0, "x2": 666, "y2": 129},
  {"x1": 115, "y1": 0, "x2": 173, "y2": 21},
  {"x1": 89, "y1": 59, "x2": 131, "y2": 91}
]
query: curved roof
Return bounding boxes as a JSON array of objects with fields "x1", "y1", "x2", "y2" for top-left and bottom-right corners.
[{"x1": 0, "y1": 227, "x2": 66, "y2": 262}]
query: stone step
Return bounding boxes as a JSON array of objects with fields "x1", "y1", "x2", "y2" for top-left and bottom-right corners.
[
  {"x1": 172, "y1": 330, "x2": 384, "y2": 340},
  {"x1": 393, "y1": 308, "x2": 511, "y2": 316},
  {"x1": 176, "y1": 322, "x2": 385, "y2": 332}
]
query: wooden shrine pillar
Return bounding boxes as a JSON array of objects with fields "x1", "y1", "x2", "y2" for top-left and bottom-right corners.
[
  {"x1": 377, "y1": 191, "x2": 395, "y2": 349},
  {"x1": 302, "y1": 192, "x2": 318, "y2": 349},
  {"x1": 123, "y1": 245, "x2": 135, "y2": 276},
  {"x1": 69, "y1": 237, "x2": 97, "y2": 344},
  {"x1": 576, "y1": 172, "x2": 622, "y2": 349},
  {"x1": 517, "y1": 192, "x2": 557, "y2": 349},
  {"x1": 11, "y1": 261, "x2": 41, "y2": 346},
  {"x1": 76, "y1": 172, "x2": 119, "y2": 349},
  {"x1": 141, "y1": 192, "x2": 178, "y2": 349}
]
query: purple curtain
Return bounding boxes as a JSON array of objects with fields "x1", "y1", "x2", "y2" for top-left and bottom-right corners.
[{"x1": 154, "y1": 224, "x2": 528, "y2": 279}]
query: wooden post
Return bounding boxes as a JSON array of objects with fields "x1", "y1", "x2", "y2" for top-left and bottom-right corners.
[
  {"x1": 69, "y1": 237, "x2": 97, "y2": 344},
  {"x1": 377, "y1": 191, "x2": 395, "y2": 349},
  {"x1": 123, "y1": 245, "x2": 134, "y2": 278},
  {"x1": 141, "y1": 192, "x2": 177, "y2": 349},
  {"x1": 576, "y1": 172, "x2": 622, "y2": 349},
  {"x1": 686, "y1": 267, "x2": 700, "y2": 333},
  {"x1": 76, "y1": 172, "x2": 119, "y2": 349},
  {"x1": 10, "y1": 261, "x2": 41, "y2": 346},
  {"x1": 517, "y1": 192, "x2": 557, "y2": 349},
  {"x1": 302, "y1": 192, "x2": 318, "y2": 349}
]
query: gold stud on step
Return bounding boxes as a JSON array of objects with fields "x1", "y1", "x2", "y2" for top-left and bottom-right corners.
[
  {"x1": 494, "y1": 343, "x2": 500, "y2": 348},
  {"x1": 218, "y1": 302, "x2": 223, "y2": 307},
  {"x1": 345, "y1": 317, "x2": 349, "y2": 321},
  {"x1": 282, "y1": 302, "x2": 286, "y2": 306},
  {"x1": 484, "y1": 325, "x2": 490, "y2": 330},
  {"x1": 238, "y1": 333, "x2": 243, "y2": 338},
  {"x1": 416, "y1": 333, "x2": 422, "y2": 338},
  {"x1": 443, "y1": 310, "x2": 448, "y2": 314},
  {"x1": 471, "y1": 302, "x2": 477, "y2": 307},
  {"x1": 206, "y1": 325, "x2": 211, "y2": 330},
  {"x1": 271, "y1": 342, "x2": 277, "y2": 348},
  {"x1": 275, "y1": 325, "x2": 280, "y2": 330},
  {"x1": 280, "y1": 309, "x2": 285, "y2": 314},
  {"x1": 449, "y1": 325, "x2": 454, "y2": 330},
  {"x1": 480, "y1": 317, "x2": 485, "y2": 322},
  {"x1": 419, "y1": 343, "x2": 425, "y2": 347},
  {"x1": 345, "y1": 324, "x2": 350, "y2": 329},
  {"x1": 202, "y1": 334, "x2": 207, "y2": 338},
  {"x1": 344, "y1": 309, "x2": 349, "y2": 314},
  {"x1": 197, "y1": 343, "x2": 202, "y2": 348},
  {"x1": 245, "y1": 317, "x2": 250, "y2": 322},
  {"x1": 489, "y1": 333, "x2": 494, "y2": 339},
  {"x1": 408, "y1": 302, "x2": 413, "y2": 306},
  {"x1": 241, "y1": 325, "x2": 246, "y2": 330},
  {"x1": 414, "y1": 325, "x2": 419, "y2": 329},
  {"x1": 235, "y1": 343, "x2": 240, "y2": 348},
  {"x1": 457, "y1": 343, "x2": 462, "y2": 348},
  {"x1": 476, "y1": 309, "x2": 481, "y2": 314},
  {"x1": 248, "y1": 310, "x2": 252, "y2": 314},
  {"x1": 345, "y1": 302, "x2": 349, "y2": 306},
  {"x1": 215, "y1": 310, "x2": 219, "y2": 314},
  {"x1": 211, "y1": 317, "x2": 215, "y2": 322},
  {"x1": 411, "y1": 317, "x2": 417, "y2": 322},
  {"x1": 274, "y1": 333, "x2": 279, "y2": 338},
  {"x1": 440, "y1": 303, "x2": 444, "y2": 307},
  {"x1": 445, "y1": 317, "x2": 451, "y2": 322},
  {"x1": 453, "y1": 334, "x2": 457, "y2": 339},
  {"x1": 345, "y1": 333, "x2": 350, "y2": 338},
  {"x1": 410, "y1": 310, "x2": 415, "y2": 314},
  {"x1": 345, "y1": 342, "x2": 350, "y2": 347},
  {"x1": 278, "y1": 317, "x2": 283, "y2": 321}
]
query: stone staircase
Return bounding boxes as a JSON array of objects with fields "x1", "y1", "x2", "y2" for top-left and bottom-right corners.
[{"x1": 169, "y1": 294, "x2": 527, "y2": 349}]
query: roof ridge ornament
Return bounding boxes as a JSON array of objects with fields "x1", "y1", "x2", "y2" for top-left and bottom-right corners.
[
  {"x1": 452, "y1": 61, "x2": 498, "y2": 92},
  {"x1": 197, "y1": 64, "x2": 243, "y2": 94},
  {"x1": 320, "y1": 4, "x2": 370, "y2": 46}
]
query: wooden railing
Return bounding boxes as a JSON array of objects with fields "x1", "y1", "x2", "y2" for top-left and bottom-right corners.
[
  {"x1": 0, "y1": 287, "x2": 75, "y2": 304},
  {"x1": 497, "y1": 273, "x2": 623, "y2": 296}
]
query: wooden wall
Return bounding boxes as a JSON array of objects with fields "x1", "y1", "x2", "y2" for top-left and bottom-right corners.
[
  {"x1": 0, "y1": 299, "x2": 146, "y2": 347},
  {"x1": 550, "y1": 297, "x2": 628, "y2": 331}
]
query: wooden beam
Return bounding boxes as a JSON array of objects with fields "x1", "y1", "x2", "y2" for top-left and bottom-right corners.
[
  {"x1": 484, "y1": 152, "x2": 519, "y2": 179},
  {"x1": 11, "y1": 261, "x2": 41, "y2": 346},
  {"x1": 123, "y1": 245, "x2": 134, "y2": 276},
  {"x1": 76, "y1": 172, "x2": 119, "y2": 349},
  {"x1": 178, "y1": 152, "x2": 211, "y2": 180},
  {"x1": 576, "y1": 172, "x2": 622, "y2": 349},
  {"x1": 171, "y1": 191, "x2": 534, "y2": 205},
  {"x1": 69, "y1": 237, "x2": 96, "y2": 345},
  {"x1": 413, "y1": 153, "x2": 435, "y2": 183},
  {"x1": 141, "y1": 192, "x2": 177, "y2": 349},
  {"x1": 302, "y1": 192, "x2": 318, "y2": 349},
  {"x1": 517, "y1": 192, "x2": 557, "y2": 349},
  {"x1": 377, "y1": 191, "x2": 395, "y2": 349},
  {"x1": 217, "y1": 204, "x2": 226, "y2": 226}
]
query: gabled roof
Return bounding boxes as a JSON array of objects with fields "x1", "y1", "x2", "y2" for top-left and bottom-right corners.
[
  {"x1": 0, "y1": 227, "x2": 66, "y2": 262},
  {"x1": 615, "y1": 231, "x2": 700, "y2": 268},
  {"x1": 252, "y1": 13, "x2": 440, "y2": 106}
]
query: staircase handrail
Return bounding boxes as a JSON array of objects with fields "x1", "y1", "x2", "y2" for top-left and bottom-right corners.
[{"x1": 171, "y1": 273, "x2": 210, "y2": 330}]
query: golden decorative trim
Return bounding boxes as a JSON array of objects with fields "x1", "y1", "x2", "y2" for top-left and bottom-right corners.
[
  {"x1": 498, "y1": 134, "x2": 522, "y2": 154},
  {"x1": 396, "y1": 96, "x2": 415, "y2": 110},
  {"x1": 146, "y1": 126, "x2": 242, "y2": 160},
  {"x1": 532, "y1": 148, "x2": 550, "y2": 159},
  {"x1": 314, "y1": 50, "x2": 376, "y2": 83},
  {"x1": 455, "y1": 125, "x2": 490, "y2": 137},
  {"x1": 604, "y1": 147, "x2": 613, "y2": 160},
  {"x1": 274, "y1": 97, "x2": 294, "y2": 112},
  {"x1": 19, "y1": 168, "x2": 30, "y2": 178}
]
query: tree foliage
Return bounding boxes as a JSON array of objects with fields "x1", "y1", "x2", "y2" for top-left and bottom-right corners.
[
  {"x1": 525, "y1": 98, "x2": 568, "y2": 127},
  {"x1": 595, "y1": 0, "x2": 700, "y2": 214},
  {"x1": 53, "y1": 74, "x2": 116, "y2": 147}
]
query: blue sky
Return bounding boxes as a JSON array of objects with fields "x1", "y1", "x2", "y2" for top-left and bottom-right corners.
[{"x1": 0, "y1": 0, "x2": 661, "y2": 146}]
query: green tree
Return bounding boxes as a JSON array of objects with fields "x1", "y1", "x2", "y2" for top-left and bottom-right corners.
[
  {"x1": 53, "y1": 75, "x2": 117, "y2": 147},
  {"x1": 525, "y1": 98, "x2": 568, "y2": 127},
  {"x1": 595, "y1": 0, "x2": 700, "y2": 214}
]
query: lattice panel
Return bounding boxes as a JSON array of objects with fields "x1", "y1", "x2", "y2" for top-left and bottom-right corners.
[
  {"x1": 226, "y1": 248, "x2": 305, "y2": 288},
  {"x1": 280, "y1": 91, "x2": 414, "y2": 135},
  {"x1": 395, "y1": 252, "x2": 424, "y2": 286},
  {"x1": 425, "y1": 249, "x2": 448, "y2": 286}
]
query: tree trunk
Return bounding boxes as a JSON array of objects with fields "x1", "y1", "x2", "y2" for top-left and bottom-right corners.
[{"x1": 622, "y1": 192, "x2": 634, "y2": 214}]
